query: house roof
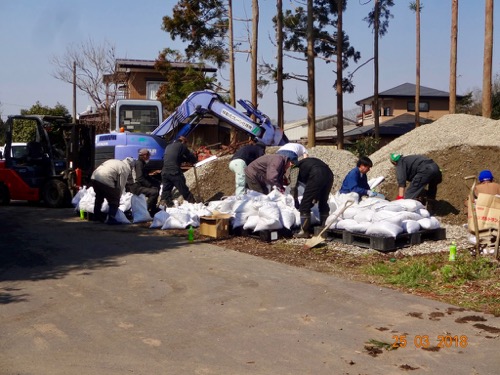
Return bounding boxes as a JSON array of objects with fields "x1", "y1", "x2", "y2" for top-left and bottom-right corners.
[
  {"x1": 284, "y1": 115, "x2": 356, "y2": 130},
  {"x1": 356, "y1": 82, "x2": 463, "y2": 105},
  {"x1": 115, "y1": 58, "x2": 217, "y2": 73},
  {"x1": 344, "y1": 113, "x2": 433, "y2": 138}
]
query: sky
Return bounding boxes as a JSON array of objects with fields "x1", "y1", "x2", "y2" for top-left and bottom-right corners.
[{"x1": 1, "y1": 0, "x2": 499, "y2": 123}]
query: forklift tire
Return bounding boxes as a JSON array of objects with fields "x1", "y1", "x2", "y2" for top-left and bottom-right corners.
[
  {"x1": 0, "y1": 182, "x2": 10, "y2": 205},
  {"x1": 42, "y1": 179, "x2": 71, "y2": 208}
]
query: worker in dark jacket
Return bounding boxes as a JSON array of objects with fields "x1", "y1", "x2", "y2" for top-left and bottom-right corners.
[
  {"x1": 126, "y1": 148, "x2": 161, "y2": 216},
  {"x1": 245, "y1": 154, "x2": 293, "y2": 195},
  {"x1": 159, "y1": 136, "x2": 198, "y2": 207},
  {"x1": 91, "y1": 158, "x2": 132, "y2": 224},
  {"x1": 229, "y1": 139, "x2": 266, "y2": 196},
  {"x1": 390, "y1": 153, "x2": 442, "y2": 213},
  {"x1": 289, "y1": 157, "x2": 334, "y2": 238},
  {"x1": 340, "y1": 156, "x2": 375, "y2": 200}
]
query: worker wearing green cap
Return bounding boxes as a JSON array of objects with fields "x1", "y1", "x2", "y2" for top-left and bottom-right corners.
[{"x1": 390, "y1": 153, "x2": 442, "y2": 214}]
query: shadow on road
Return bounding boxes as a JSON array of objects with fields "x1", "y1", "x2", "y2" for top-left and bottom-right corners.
[{"x1": 0, "y1": 204, "x2": 191, "y2": 300}]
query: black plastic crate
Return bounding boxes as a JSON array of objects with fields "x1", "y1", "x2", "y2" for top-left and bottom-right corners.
[{"x1": 231, "y1": 227, "x2": 293, "y2": 242}]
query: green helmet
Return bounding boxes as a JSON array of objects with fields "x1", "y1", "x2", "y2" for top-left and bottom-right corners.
[{"x1": 390, "y1": 153, "x2": 402, "y2": 163}]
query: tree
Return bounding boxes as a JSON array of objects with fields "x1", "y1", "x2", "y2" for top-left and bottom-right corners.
[
  {"x1": 251, "y1": 0, "x2": 260, "y2": 109},
  {"x1": 364, "y1": 0, "x2": 395, "y2": 142},
  {"x1": 161, "y1": 0, "x2": 229, "y2": 69},
  {"x1": 51, "y1": 38, "x2": 117, "y2": 115},
  {"x1": 280, "y1": 0, "x2": 361, "y2": 147},
  {"x1": 482, "y1": 0, "x2": 494, "y2": 117},
  {"x1": 449, "y1": 0, "x2": 458, "y2": 114},
  {"x1": 409, "y1": 1, "x2": 422, "y2": 128},
  {"x1": 154, "y1": 49, "x2": 216, "y2": 112},
  {"x1": 276, "y1": 0, "x2": 285, "y2": 130},
  {"x1": 13, "y1": 102, "x2": 70, "y2": 143}
]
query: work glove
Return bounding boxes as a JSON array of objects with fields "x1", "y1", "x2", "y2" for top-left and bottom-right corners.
[
  {"x1": 396, "y1": 195, "x2": 404, "y2": 200},
  {"x1": 367, "y1": 190, "x2": 377, "y2": 197}
]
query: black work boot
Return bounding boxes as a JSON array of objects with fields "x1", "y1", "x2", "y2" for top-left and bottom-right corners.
[
  {"x1": 295, "y1": 214, "x2": 311, "y2": 238},
  {"x1": 426, "y1": 198, "x2": 437, "y2": 216}
]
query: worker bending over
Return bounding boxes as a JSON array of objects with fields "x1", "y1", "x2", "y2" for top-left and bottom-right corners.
[
  {"x1": 390, "y1": 153, "x2": 442, "y2": 214},
  {"x1": 289, "y1": 157, "x2": 334, "y2": 238},
  {"x1": 276, "y1": 142, "x2": 308, "y2": 165},
  {"x1": 245, "y1": 154, "x2": 293, "y2": 194},
  {"x1": 91, "y1": 158, "x2": 133, "y2": 224}
]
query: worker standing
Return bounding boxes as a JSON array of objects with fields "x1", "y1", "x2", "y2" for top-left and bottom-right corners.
[
  {"x1": 390, "y1": 153, "x2": 442, "y2": 214},
  {"x1": 229, "y1": 139, "x2": 266, "y2": 196},
  {"x1": 126, "y1": 148, "x2": 161, "y2": 216},
  {"x1": 276, "y1": 142, "x2": 308, "y2": 165},
  {"x1": 159, "y1": 136, "x2": 198, "y2": 207},
  {"x1": 289, "y1": 157, "x2": 334, "y2": 238},
  {"x1": 90, "y1": 158, "x2": 133, "y2": 224},
  {"x1": 245, "y1": 154, "x2": 293, "y2": 194},
  {"x1": 339, "y1": 156, "x2": 376, "y2": 201}
]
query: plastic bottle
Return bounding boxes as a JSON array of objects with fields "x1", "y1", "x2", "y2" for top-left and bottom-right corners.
[
  {"x1": 80, "y1": 209, "x2": 85, "y2": 220},
  {"x1": 448, "y1": 241, "x2": 457, "y2": 261},
  {"x1": 188, "y1": 226, "x2": 194, "y2": 242}
]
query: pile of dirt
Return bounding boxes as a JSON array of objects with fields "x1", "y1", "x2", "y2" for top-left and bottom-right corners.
[{"x1": 184, "y1": 114, "x2": 500, "y2": 227}]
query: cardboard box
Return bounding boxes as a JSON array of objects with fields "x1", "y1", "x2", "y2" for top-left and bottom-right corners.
[
  {"x1": 468, "y1": 193, "x2": 500, "y2": 232},
  {"x1": 199, "y1": 213, "x2": 232, "y2": 239}
]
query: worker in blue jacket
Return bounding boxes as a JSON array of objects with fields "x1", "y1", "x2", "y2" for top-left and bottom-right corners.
[{"x1": 340, "y1": 156, "x2": 376, "y2": 200}]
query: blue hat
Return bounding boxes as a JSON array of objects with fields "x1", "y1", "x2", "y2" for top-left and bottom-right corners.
[{"x1": 478, "y1": 170, "x2": 493, "y2": 182}]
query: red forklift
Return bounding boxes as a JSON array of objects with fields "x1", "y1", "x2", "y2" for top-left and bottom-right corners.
[{"x1": 0, "y1": 115, "x2": 95, "y2": 207}]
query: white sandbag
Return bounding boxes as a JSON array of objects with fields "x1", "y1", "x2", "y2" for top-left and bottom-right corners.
[
  {"x1": 258, "y1": 202, "x2": 281, "y2": 221},
  {"x1": 397, "y1": 211, "x2": 423, "y2": 221},
  {"x1": 279, "y1": 208, "x2": 296, "y2": 230},
  {"x1": 232, "y1": 199, "x2": 262, "y2": 228},
  {"x1": 346, "y1": 222, "x2": 370, "y2": 233},
  {"x1": 357, "y1": 196, "x2": 385, "y2": 209},
  {"x1": 254, "y1": 217, "x2": 282, "y2": 232},
  {"x1": 396, "y1": 199, "x2": 425, "y2": 212},
  {"x1": 368, "y1": 176, "x2": 385, "y2": 190},
  {"x1": 372, "y1": 210, "x2": 400, "y2": 222},
  {"x1": 161, "y1": 216, "x2": 186, "y2": 229},
  {"x1": 119, "y1": 192, "x2": 133, "y2": 213},
  {"x1": 335, "y1": 219, "x2": 360, "y2": 230},
  {"x1": 365, "y1": 222, "x2": 403, "y2": 238},
  {"x1": 78, "y1": 187, "x2": 96, "y2": 213},
  {"x1": 342, "y1": 206, "x2": 359, "y2": 220},
  {"x1": 353, "y1": 209, "x2": 375, "y2": 223},
  {"x1": 165, "y1": 207, "x2": 196, "y2": 228},
  {"x1": 372, "y1": 201, "x2": 404, "y2": 212},
  {"x1": 150, "y1": 210, "x2": 169, "y2": 228},
  {"x1": 418, "y1": 217, "x2": 441, "y2": 230},
  {"x1": 243, "y1": 215, "x2": 260, "y2": 230},
  {"x1": 402, "y1": 219, "x2": 421, "y2": 233},
  {"x1": 108, "y1": 209, "x2": 130, "y2": 224},
  {"x1": 418, "y1": 208, "x2": 431, "y2": 218},
  {"x1": 131, "y1": 194, "x2": 152, "y2": 223},
  {"x1": 267, "y1": 188, "x2": 284, "y2": 201},
  {"x1": 71, "y1": 186, "x2": 87, "y2": 210}
]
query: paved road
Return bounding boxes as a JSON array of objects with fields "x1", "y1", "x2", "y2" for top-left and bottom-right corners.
[{"x1": 1, "y1": 205, "x2": 499, "y2": 374}]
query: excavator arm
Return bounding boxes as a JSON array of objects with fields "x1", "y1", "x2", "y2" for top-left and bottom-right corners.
[{"x1": 152, "y1": 90, "x2": 286, "y2": 146}]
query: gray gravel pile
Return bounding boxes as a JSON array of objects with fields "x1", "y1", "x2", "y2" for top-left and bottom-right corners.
[{"x1": 369, "y1": 114, "x2": 500, "y2": 181}]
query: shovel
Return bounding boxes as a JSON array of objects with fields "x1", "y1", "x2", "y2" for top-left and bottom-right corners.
[
  {"x1": 192, "y1": 155, "x2": 218, "y2": 204},
  {"x1": 464, "y1": 176, "x2": 480, "y2": 256},
  {"x1": 304, "y1": 200, "x2": 354, "y2": 249}
]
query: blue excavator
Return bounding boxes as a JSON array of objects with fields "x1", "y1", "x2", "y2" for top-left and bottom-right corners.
[{"x1": 94, "y1": 90, "x2": 287, "y2": 169}]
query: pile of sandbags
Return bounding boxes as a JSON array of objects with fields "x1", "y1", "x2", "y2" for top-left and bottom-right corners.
[{"x1": 327, "y1": 192, "x2": 441, "y2": 238}]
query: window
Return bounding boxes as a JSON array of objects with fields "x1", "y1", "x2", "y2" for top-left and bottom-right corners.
[
  {"x1": 407, "y1": 101, "x2": 429, "y2": 112},
  {"x1": 146, "y1": 81, "x2": 163, "y2": 100}
]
